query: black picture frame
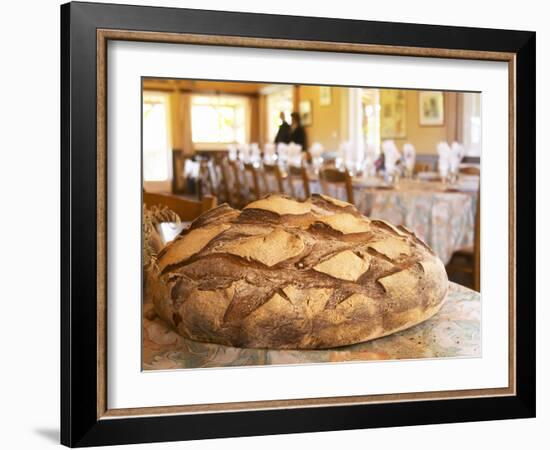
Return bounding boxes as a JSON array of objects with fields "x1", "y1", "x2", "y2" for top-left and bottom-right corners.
[{"x1": 61, "y1": 1, "x2": 535, "y2": 447}]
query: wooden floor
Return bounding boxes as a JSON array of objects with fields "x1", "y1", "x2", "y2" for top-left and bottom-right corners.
[{"x1": 447, "y1": 252, "x2": 477, "y2": 291}]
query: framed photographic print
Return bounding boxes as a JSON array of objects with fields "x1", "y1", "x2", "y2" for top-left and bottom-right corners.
[
  {"x1": 419, "y1": 90, "x2": 445, "y2": 126},
  {"x1": 61, "y1": 1, "x2": 535, "y2": 447},
  {"x1": 299, "y1": 99, "x2": 313, "y2": 126},
  {"x1": 320, "y1": 86, "x2": 332, "y2": 106},
  {"x1": 380, "y1": 89, "x2": 407, "y2": 138}
]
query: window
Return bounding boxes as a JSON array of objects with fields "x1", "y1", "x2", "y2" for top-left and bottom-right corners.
[
  {"x1": 462, "y1": 93, "x2": 482, "y2": 156},
  {"x1": 266, "y1": 87, "x2": 294, "y2": 142},
  {"x1": 191, "y1": 95, "x2": 247, "y2": 144},
  {"x1": 346, "y1": 88, "x2": 381, "y2": 166},
  {"x1": 143, "y1": 92, "x2": 171, "y2": 181},
  {"x1": 361, "y1": 89, "x2": 381, "y2": 156}
]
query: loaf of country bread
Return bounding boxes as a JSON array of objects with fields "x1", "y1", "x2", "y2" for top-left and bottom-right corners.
[{"x1": 147, "y1": 194, "x2": 449, "y2": 349}]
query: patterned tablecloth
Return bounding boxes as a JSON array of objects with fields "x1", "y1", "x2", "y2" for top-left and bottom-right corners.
[
  {"x1": 357, "y1": 180, "x2": 477, "y2": 264},
  {"x1": 143, "y1": 282, "x2": 480, "y2": 371},
  {"x1": 301, "y1": 177, "x2": 477, "y2": 264}
]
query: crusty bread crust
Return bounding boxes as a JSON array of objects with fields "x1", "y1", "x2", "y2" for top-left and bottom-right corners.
[{"x1": 148, "y1": 194, "x2": 449, "y2": 349}]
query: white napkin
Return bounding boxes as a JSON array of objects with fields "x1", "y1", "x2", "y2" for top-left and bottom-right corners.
[
  {"x1": 288, "y1": 143, "x2": 303, "y2": 166},
  {"x1": 227, "y1": 144, "x2": 238, "y2": 161},
  {"x1": 437, "y1": 141, "x2": 451, "y2": 178},
  {"x1": 264, "y1": 143, "x2": 276, "y2": 163},
  {"x1": 365, "y1": 143, "x2": 377, "y2": 162},
  {"x1": 450, "y1": 141, "x2": 465, "y2": 173},
  {"x1": 249, "y1": 143, "x2": 261, "y2": 163},
  {"x1": 403, "y1": 143, "x2": 416, "y2": 171},
  {"x1": 277, "y1": 143, "x2": 289, "y2": 165},
  {"x1": 339, "y1": 141, "x2": 356, "y2": 170},
  {"x1": 382, "y1": 140, "x2": 401, "y2": 175},
  {"x1": 362, "y1": 143, "x2": 378, "y2": 177},
  {"x1": 309, "y1": 142, "x2": 324, "y2": 159},
  {"x1": 238, "y1": 143, "x2": 250, "y2": 162}
]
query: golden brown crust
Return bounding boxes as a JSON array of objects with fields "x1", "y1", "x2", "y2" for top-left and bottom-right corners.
[{"x1": 148, "y1": 194, "x2": 449, "y2": 349}]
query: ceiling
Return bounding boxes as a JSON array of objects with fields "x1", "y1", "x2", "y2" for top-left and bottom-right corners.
[{"x1": 142, "y1": 78, "x2": 270, "y2": 95}]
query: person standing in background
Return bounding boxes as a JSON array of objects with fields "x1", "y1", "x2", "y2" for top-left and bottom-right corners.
[
  {"x1": 274, "y1": 111, "x2": 291, "y2": 144},
  {"x1": 289, "y1": 112, "x2": 307, "y2": 150}
]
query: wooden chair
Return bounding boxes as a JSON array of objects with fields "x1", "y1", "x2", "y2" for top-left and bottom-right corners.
[
  {"x1": 287, "y1": 165, "x2": 311, "y2": 200},
  {"x1": 459, "y1": 166, "x2": 481, "y2": 176},
  {"x1": 223, "y1": 159, "x2": 247, "y2": 208},
  {"x1": 319, "y1": 167, "x2": 354, "y2": 204},
  {"x1": 414, "y1": 162, "x2": 433, "y2": 173},
  {"x1": 143, "y1": 192, "x2": 217, "y2": 222},
  {"x1": 197, "y1": 159, "x2": 217, "y2": 200},
  {"x1": 446, "y1": 189, "x2": 480, "y2": 291},
  {"x1": 171, "y1": 149, "x2": 188, "y2": 194},
  {"x1": 262, "y1": 163, "x2": 285, "y2": 194},
  {"x1": 243, "y1": 162, "x2": 262, "y2": 200},
  {"x1": 211, "y1": 156, "x2": 230, "y2": 204}
]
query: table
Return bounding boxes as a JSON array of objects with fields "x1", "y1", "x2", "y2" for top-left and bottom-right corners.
[
  {"x1": 356, "y1": 179, "x2": 477, "y2": 264},
  {"x1": 142, "y1": 282, "x2": 480, "y2": 370}
]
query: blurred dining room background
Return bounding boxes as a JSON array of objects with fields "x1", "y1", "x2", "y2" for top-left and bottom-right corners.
[{"x1": 142, "y1": 78, "x2": 481, "y2": 291}]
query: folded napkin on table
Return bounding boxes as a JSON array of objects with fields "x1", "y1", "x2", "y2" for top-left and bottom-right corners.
[
  {"x1": 227, "y1": 144, "x2": 238, "y2": 161},
  {"x1": 436, "y1": 141, "x2": 451, "y2": 178},
  {"x1": 382, "y1": 140, "x2": 401, "y2": 175},
  {"x1": 276, "y1": 143, "x2": 289, "y2": 164},
  {"x1": 403, "y1": 143, "x2": 416, "y2": 172},
  {"x1": 249, "y1": 143, "x2": 261, "y2": 163},
  {"x1": 288, "y1": 142, "x2": 303, "y2": 166},
  {"x1": 339, "y1": 141, "x2": 358, "y2": 171},
  {"x1": 450, "y1": 141, "x2": 465, "y2": 173},
  {"x1": 238, "y1": 143, "x2": 250, "y2": 162},
  {"x1": 309, "y1": 142, "x2": 324, "y2": 159},
  {"x1": 264, "y1": 143, "x2": 276, "y2": 163}
]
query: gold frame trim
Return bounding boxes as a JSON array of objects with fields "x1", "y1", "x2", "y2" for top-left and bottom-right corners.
[{"x1": 96, "y1": 29, "x2": 517, "y2": 420}]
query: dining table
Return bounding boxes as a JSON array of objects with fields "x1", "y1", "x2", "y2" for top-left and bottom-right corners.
[{"x1": 142, "y1": 281, "x2": 480, "y2": 370}]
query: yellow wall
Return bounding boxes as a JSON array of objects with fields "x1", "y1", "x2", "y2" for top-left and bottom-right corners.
[
  {"x1": 147, "y1": 80, "x2": 459, "y2": 157},
  {"x1": 296, "y1": 86, "x2": 349, "y2": 150},
  {"x1": 249, "y1": 96, "x2": 260, "y2": 144},
  {"x1": 294, "y1": 87, "x2": 459, "y2": 154},
  {"x1": 168, "y1": 91, "x2": 182, "y2": 150},
  {"x1": 390, "y1": 90, "x2": 458, "y2": 154}
]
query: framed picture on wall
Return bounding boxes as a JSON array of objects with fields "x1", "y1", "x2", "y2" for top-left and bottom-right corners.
[
  {"x1": 61, "y1": 1, "x2": 535, "y2": 447},
  {"x1": 419, "y1": 90, "x2": 445, "y2": 126},
  {"x1": 380, "y1": 89, "x2": 407, "y2": 138},
  {"x1": 319, "y1": 86, "x2": 332, "y2": 105},
  {"x1": 299, "y1": 100, "x2": 313, "y2": 126}
]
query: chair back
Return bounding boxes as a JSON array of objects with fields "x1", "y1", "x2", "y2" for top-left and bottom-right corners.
[
  {"x1": 225, "y1": 159, "x2": 247, "y2": 207},
  {"x1": 319, "y1": 167, "x2": 354, "y2": 204},
  {"x1": 244, "y1": 162, "x2": 262, "y2": 200},
  {"x1": 211, "y1": 156, "x2": 230, "y2": 203},
  {"x1": 262, "y1": 163, "x2": 285, "y2": 193},
  {"x1": 197, "y1": 159, "x2": 217, "y2": 199},
  {"x1": 459, "y1": 166, "x2": 480, "y2": 176},
  {"x1": 171, "y1": 149, "x2": 188, "y2": 194},
  {"x1": 143, "y1": 192, "x2": 217, "y2": 222},
  {"x1": 414, "y1": 162, "x2": 432, "y2": 173},
  {"x1": 287, "y1": 165, "x2": 311, "y2": 200}
]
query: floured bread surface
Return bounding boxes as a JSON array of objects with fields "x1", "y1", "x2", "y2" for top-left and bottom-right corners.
[
  {"x1": 221, "y1": 228, "x2": 305, "y2": 267},
  {"x1": 148, "y1": 194, "x2": 449, "y2": 349}
]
